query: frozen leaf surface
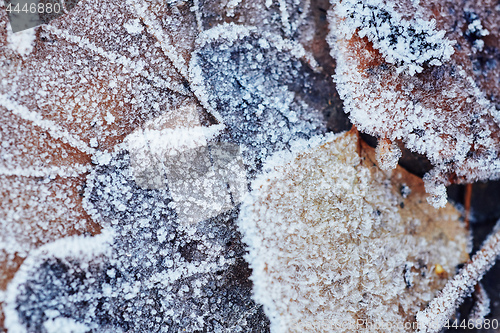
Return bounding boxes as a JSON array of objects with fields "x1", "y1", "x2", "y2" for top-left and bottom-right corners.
[
  {"x1": 333, "y1": 0, "x2": 455, "y2": 75},
  {"x1": 3, "y1": 151, "x2": 270, "y2": 331},
  {"x1": 0, "y1": 0, "x2": 196, "y2": 306},
  {"x1": 238, "y1": 130, "x2": 468, "y2": 332},
  {"x1": 0, "y1": 0, "x2": 337, "y2": 330},
  {"x1": 328, "y1": 0, "x2": 500, "y2": 207},
  {"x1": 189, "y1": 22, "x2": 325, "y2": 176}
]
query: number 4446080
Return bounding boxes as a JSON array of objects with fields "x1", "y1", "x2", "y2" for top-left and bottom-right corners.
[{"x1": 5, "y1": 2, "x2": 61, "y2": 14}]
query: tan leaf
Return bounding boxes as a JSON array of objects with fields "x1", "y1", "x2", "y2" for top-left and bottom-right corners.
[{"x1": 239, "y1": 130, "x2": 469, "y2": 332}]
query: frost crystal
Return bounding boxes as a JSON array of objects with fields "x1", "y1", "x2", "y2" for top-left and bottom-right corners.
[
  {"x1": 333, "y1": 0, "x2": 455, "y2": 75},
  {"x1": 189, "y1": 23, "x2": 324, "y2": 176},
  {"x1": 6, "y1": 26, "x2": 36, "y2": 55},
  {"x1": 375, "y1": 138, "x2": 402, "y2": 171},
  {"x1": 126, "y1": 102, "x2": 246, "y2": 224},
  {"x1": 239, "y1": 131, "x2": 468, "y2": 332}
]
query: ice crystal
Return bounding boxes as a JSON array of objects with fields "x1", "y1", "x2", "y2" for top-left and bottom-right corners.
[
  {"x1": 375, "y1": 138, "x2": 402, "y2": 171},
  {"x1": 333, "y1": 0, "x2": 455, "y2": 75},
  {"x1": 239, "y1": 130, "x2": 468, "y2": 333},
  {"x1": 6, "y1": 26, "x2": 36, "y2": 55}
]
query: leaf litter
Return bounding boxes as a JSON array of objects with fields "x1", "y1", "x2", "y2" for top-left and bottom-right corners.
[{"x1": 0, "y1": 0, "x2": 499, "y2": 332}]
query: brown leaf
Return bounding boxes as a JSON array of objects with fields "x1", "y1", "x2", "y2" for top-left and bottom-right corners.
[{"x1": 328, "y1": 0, "x2": 500, "y2": 206}]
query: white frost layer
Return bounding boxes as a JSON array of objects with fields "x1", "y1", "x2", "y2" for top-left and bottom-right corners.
[
  {"x1": 0, "y1": 93, "x2": 96, "y2": 156},
  {"x1": 126, "y1": 0, "x2": 190, "y2": 78},
  {"x1": 124, "y1": 19, "x2": 143, "y2": 35},
  {"x1": 0, "y1": 164, "x2": 89, "y2": 178},
  {"x1": 127, "y1": 124, "x2": 224, "y2": 157},
  {"x1": 6, "y1": 24, "x2": 36, "y2": 56},
  {"x1": 188, "y1": 22, "x2": 319, "y2": 121},
  {"x1": 4, "y1": 229, "x2": 114, "y2": 333},
  {"x1": 43, "y1": 317, "x2": 94, "y2": 333},
  {"x1": 43, "y1": 24, "x2": 189, "y2": 96},
  {"x1": 125, "y1": 108, "x2": 247, "y2": 224},
  {"x1": 333, "y1": 0, "x2": 455, "y2": 75},
  {"x1": 327, "y1": 0, "x2": 500, "y2": 207},
  {"x1": 192, "y1": 22, "x2": 315, "y2": 65}
]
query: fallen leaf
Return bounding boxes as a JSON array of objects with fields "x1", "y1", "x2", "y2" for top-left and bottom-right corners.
[{"x1": 239, "y1": 130, "x2": 469, "y2": 332}]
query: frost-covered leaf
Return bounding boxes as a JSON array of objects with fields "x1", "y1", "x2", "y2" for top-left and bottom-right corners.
[
  {"x1": 239, "y1": 130, "x2": 469, "y2": 332},
  {"x1": 189, "y1": 22, "x2": 325, "y2": 175},
  {"x1": 0, "y1": 0, "x2": 339, "y2": 330},
  {"x1": 333, "y1": 0, "x2": 455, "y2": 74},
  {"x1": 3, "y1": 147, "x2": 273, "y2": 332},
  {"x1": 0, "y1": 0, "x2": 196, "y2": 311},
  {"x1": 328, "y1": 0, "x2": 500, "y2": 207}
]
